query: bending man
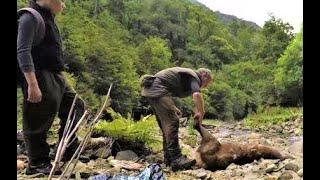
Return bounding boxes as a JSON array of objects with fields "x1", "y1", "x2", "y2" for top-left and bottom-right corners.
[{"x1": 140, "y1": 67, "x2": 213, "y2": 171}]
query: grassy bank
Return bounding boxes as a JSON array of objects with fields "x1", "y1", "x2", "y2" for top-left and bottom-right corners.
[{"x1": 244, "y1": 106, "x2": 303, "y2": 128}]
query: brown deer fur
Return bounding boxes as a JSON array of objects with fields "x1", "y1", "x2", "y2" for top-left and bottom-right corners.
[{"x1": 194, "y1": 125, "x2": 286, "y2": 170}]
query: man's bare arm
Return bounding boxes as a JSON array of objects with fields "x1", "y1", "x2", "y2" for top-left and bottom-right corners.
[
  {"x1": 24, "y1": 72, "x2": 42, "y2": 103},
  {"x1": 192, "y1": 92, "x2": 205, "y2": 125},
  {"x1": 24, "y1": 72, "x2": 38, "y2": 86}
]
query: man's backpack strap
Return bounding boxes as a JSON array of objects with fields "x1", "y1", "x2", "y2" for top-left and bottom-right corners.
[{"x1": 17, "y1": 7, "x2": 46, "y2": 46}]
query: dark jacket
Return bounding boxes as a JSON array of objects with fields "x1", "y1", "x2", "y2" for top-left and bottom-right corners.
[{"x1": 17, "y1": 3, "x2": 65, "y2": 73}]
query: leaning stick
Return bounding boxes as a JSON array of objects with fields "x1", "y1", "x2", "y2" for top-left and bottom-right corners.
[
  {"x1": 49, "y1": 111, "x2": 88, "y2": 179},
  {"x1": 60, "y1": 84, "x2": 113, "y2": 180},
  {"x1": 62, "y1": 95, "x2": 78, "y2": 141},
  {"x1": 48, "y1": 95, "x2": 78, "y2": 180},
  {"x1": 59, "y1": 110, "x2": 89, "y2": 161},
  {"x1": 55, "y1": 96, "x2": 78, "y2": 162},
  {"x1": 59, "y1": 127, "x2": 91, "y2": 179},
  {"x1": 64, "y1": 85, "x2": 113, "y2": 179}
]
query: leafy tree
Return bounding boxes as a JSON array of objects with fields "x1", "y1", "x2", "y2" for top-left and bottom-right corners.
[
  {"x1": 205, "y1": 35, "x2": 237, "y2": 64},
  {"x1": 257, "y1": 15, "x2": 294, "y2": 63},
  {"x1": 57, "y1": 2, "x2": 140, "y2": 114},
  {"x1": 16, "y1": 0, "x2": 302, "y2": 120},
  {"x1": 221, "y1": 60, "x2": 278, "y2": 107},
  {"x1": 137, "y1": 37, "x2": 173, "y2": 75},
  {"x1": 274, "y1": 27, "x2": 303, "y2": 106}
]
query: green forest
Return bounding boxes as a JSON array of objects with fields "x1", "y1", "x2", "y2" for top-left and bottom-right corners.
[{"x1": 17, "y1": 0, "x2": 303, "y2": 123}]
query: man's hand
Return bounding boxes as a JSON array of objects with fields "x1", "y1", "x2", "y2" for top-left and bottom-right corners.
[
  {"x1": 193, "y1": 112, "x2": 204, "y2": 126},
  {"x1": 24, "y1": 71, "x2": 42, "y2": 103},
  {"x1": 192, "y1": 92, "x2": 205, "y2": 127},
  {"x1": 27, "y1": 84, "x2": 42, "y2": 103},
  {"x1": 174, "y1": 107, "x2": 182, "y2": 118}
]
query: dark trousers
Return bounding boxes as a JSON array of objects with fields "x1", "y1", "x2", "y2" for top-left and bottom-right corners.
[
  {"x1": 148, "y1": 96, "x2": 182, "y2": 164},
  {"x1": 21, "y1": 70, "x2": 84, "y2": 165}
]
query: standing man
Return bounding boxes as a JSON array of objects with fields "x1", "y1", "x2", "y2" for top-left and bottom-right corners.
[
  {"x1": 140, "y1": 67, "x2": 213, "y2": 171},
  {"x1": 17, "y1": 0, "x2": 85, "y2": 175}
]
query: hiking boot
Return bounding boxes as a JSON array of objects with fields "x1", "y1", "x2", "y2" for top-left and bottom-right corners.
[
  {"x1": 170, "y1": 155, "x2": 196, "y2": 172},
  {"x1": 25, "y1": 162, "x2": 61, "y2": 175}
]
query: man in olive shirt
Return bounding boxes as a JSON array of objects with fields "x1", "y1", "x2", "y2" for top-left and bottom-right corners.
[{"x1": 141, "y1": 67, "x2": 213, "y2": 171}]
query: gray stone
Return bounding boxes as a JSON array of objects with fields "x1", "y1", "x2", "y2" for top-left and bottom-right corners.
[
  {"x1": 278, "y1": 171, "x2": 293, "y2": 180},
  {"x1": 226, "y1": 163, "x2": 238, "y2": 170},
  {"x1": 288, "y1": 129, "x2": 294, "y2": 134},
  {"x1": 265, "y1": 164, "x2": 277, "y2": 173},
  {"x1": 273, "y1": 125, "x2": 282, "y2": 131},
  {"x1": 275, "y1": 138, "x2": 285, "y2": 144},
  {"x1": 179, "y1": 117, "x2": 188, "y2": 127},
  {"x1": 264, "y1": 176, "x2": 278, "y2": 180},
  {"x1": 249, "y1": 132, "x2": 261, "y2": 140},
  {"x1": 284, "y1": 163, "x2": 299, "y2": 172},
  {"x1": 115, "y1": 150, "x2": 138, "y2": 161},
  {"x1": 87, "y1": 137, "x2": 113, "y2": 149},
  {"x1": 88, "y1": 160, "x2": 96, "y2": 168},
  {"x1": 196, "y1": 171, "x2": 207, "y2": 179},
  {"x1": 74, "y1": 161, "x2": 87, "y2": 172},
  {"x1": 294, "y1": 128, "x2": 302, "y2": 135}
]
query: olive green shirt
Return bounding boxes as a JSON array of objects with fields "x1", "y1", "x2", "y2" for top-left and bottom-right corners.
[{"x1": 141, "y1": 67, "x2": 201, "y2": 98}]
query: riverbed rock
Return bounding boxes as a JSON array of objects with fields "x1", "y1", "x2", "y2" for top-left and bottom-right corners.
[
  {"x1": 226, "y1": 163, "x2": 238, "y2": 170},
  {"x1": 275, "y1": 138, "x2": 285, "y2": 144},
  {"x1": 288, "y1": 140, "x2": 303, "y2": 156},
  {"x1": 115, "y1": 150, "x2": 138, "y2": 161},
  {"x1": 278, "y1": 171, "x2": 293, "y2": 180},
  {"x1": 264, "y1": 176, "x2": 278, "y2": 180},
  {"x1": 273, "y1": 125, "x2": 282, "y2": 132},
  {"x1": 284, "y1": 163, "x2": 299, "y2": 172},
  {"x1": 235, "y1": 124, "x2": 242, "y2": 130},
  {"x1": 87, "y1": 137, "x2": 113, "y2": 150},
  {"x1": 196, "y1": 171, "x2": 207, "y2": 179},
  {"x1": 249, "y1": 132, "x2": 261, "y2": 139},
  {"x1": 297, "y1": 168, "x2": 303, "y2": 177},
  {"x1": 294, "y1": 128, "x2": 302, "y2": 135},
  {"x1": 74, "y1": 161, "x2": 88, "y2": 172},
  {"x1": 182, "y1": 169, "x2": 209, "y2": 179},
  {"x1": 288, "y1": 129, "x2": 294, "y2": 134},
  {"x1": 109, "y1": 159, "x2": 143, "y2": 170},
  {"x1": 179, "y1": 117, "x2": 188, "y2": 127},
  {"x1": 265, "y1": 164, "x2": 277, "y2": 173},
  {"x1": 88, "y1": 160, "x2": 96, "y2": 168}
]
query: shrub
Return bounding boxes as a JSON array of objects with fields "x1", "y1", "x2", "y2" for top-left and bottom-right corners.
[{"x1": 94, "y1": 108, "x2": 162, "y2": 151}]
